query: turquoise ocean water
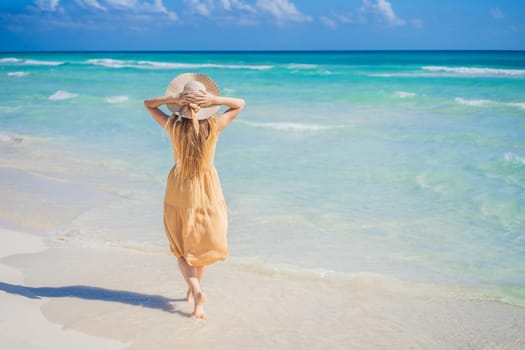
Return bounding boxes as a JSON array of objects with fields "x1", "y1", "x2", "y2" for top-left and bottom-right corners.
[{"x1": 1, "y1": 51, "x2": 524, "y2": 305}]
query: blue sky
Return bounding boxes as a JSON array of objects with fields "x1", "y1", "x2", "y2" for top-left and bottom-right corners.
[{"x1": 0, "y1": 0, "x2": 524, "y2": 51}]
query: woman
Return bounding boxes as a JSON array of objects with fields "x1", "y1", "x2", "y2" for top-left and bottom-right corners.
[{"x1": 144, "y1": 73, "x2": 245, "y2": 319}]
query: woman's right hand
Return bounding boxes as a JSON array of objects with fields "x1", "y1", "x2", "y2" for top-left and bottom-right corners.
[
  {"x1": 168, "y1": 92, "x2": 192, "y2": 105},
  {"x1": 182, "y1": 91, "x2": 216, "y2": 108}
]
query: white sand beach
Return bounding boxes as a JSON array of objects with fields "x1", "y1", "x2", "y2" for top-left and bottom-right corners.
[{"x1": 0, "y1": 228, "x2": 127, "y2": 350}]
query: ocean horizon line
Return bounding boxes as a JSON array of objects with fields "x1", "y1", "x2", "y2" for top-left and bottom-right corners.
[{"x1": 1, "y1": 49, "x2": 525, "y2": 54}]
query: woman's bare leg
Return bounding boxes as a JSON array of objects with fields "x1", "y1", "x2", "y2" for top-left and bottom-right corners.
[
  {"x1": 197, "y1": 266, "x2": 205, "y2": 281},
  {"x1": 185, "y1": 265, "x2": 205, "y2": 302},
  {"x1": 189, "y1": 268, "x2": 206, "y2": 319},
  {"x1": 177, "y1": 258, "x2": 193, "y2": 301},
  {"x1": 179, "y1": 258, "x2": 207, "y2": 318}
]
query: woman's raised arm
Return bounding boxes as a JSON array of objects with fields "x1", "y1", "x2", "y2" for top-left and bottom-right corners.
[
  {"x1": 144, "y1": 95, "x2": 187, "y2": 127},
  {"x1": 189, "y1": 92, "x2": 245, "y2": 132},
  {"x1": 214, "y1": 96, "x2": 245, "y2": 132}
]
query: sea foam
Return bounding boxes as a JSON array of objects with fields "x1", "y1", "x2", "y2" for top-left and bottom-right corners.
[
  {"x1": 395, "y1": 91, "x2": 416, "y2": 98},
  {"x1": 509, "y1": 103, "x2": 525, "y2": 110},
  {"x1": 85, "y1": 58, "x2": 273, "y2": 70},
  {"x1": 454, "y1": 97, "x2": 525, "y2": 110},
  {"x1": 138, "y1": 60, "x2": 273, "y2": 70},
  {"x1": 0, "y1": 57, "x2": 64, "y2": 66},
  {"x1": 0, "y1": 132, "x2": 23, "y2": 144},
  {"x1": 287, "y1": 63, "x2": 319, "y2": 69},
  {"x1": 504, "y1": 152, "x2": 525, "y2": 167},
  {"x1": 0, "y1": 58, "x2": 23, "y2": 63},
  {"x1": 23, "y1": 59, "x2": 64, "y2": 66},
  {"x1": 7, "y1": 71, "x2": 29, "y2": 77},
  {"x1": 105, "y1": 95, "x2": 129, "y2": 104},
  {"x1": 422, "y1": 66, "x2": 525, "y2": 76},
  {"x1": 239, "y1": 121, "x2": 346, "y2": 133},
  {"x1": 455, "y1": 97, "x2": 492, "y2": 107},
  {"x1": 85, "y1": 58, "x2": 126, "y2": 68},
  {"x1": 49, "y1": 90, "x2": 79, "y2": 101}
]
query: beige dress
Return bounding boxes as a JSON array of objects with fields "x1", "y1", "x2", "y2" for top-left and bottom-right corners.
[{"x1": 163, "y1": 119, "x2": 228, "y2": 266}]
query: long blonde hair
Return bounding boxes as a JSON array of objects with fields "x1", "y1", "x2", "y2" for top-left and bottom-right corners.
[{"x1": 165, "y1": 114, "x2": 217, "y2": 180}]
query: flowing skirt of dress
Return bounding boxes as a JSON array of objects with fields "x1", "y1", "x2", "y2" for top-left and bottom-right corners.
[{"x1": 163, "y1": 165, "x2": 228, "y2": 266}]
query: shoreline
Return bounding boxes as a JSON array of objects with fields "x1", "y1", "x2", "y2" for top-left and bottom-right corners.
[{"x1": 2, "y1": 225, "x2": 525, "y2": 349}]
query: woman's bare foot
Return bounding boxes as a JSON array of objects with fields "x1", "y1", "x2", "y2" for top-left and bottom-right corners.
[
  {"x1": 193, "y1": 291, "x2": 206, "y2": 319},
  {"x1": 186, "y1": 288, "x2": 193, "y2": 302}
]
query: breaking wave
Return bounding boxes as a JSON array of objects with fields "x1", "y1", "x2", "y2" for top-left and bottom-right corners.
[
  {"x1": 105, "y1": 95, "x2": 129, "y2": 104},
  {"x1": 239, "y1": 121, "x2": 348, "y2": 133},
  {"x1": 0, "y1": 58, "x2": 22, "y2": 63},
  {"x1": 0, "y1": 57, "x2": 64, "y2": 66},
  {"x1": 84, "y1": 58, "x2": 273, "y2": 70},
  {"x1": 455, "y1": 97, "x2": 525, "y2": 110},
  {"x1": 422, "y1": 66, "x2": 525, "y2": 77},
  {"x1": 7, "y1": 71, "x2": 29, "y2": 77},
  {"x1": 503, "y1": 152, "x2": 525, "y2": 167},
  {"x1": 287, "y1": 63, "x2": 318, "y2": 69},
  {"x1": 509, "y1": 103, "x2": 525, "y2": 110},
  {"x1": 454, "y1": 97, "x2": 492, "y2": 107},
  {"x1": 395, "y1": 91, "x2": 416, "y2": 98},
  {"x1": 49, "y1": 90, "x2": 79, "y2": 101}
]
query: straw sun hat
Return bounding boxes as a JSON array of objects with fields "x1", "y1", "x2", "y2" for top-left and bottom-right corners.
[{"x1": 165, "y1": 73, "x2": 221, "y2": 120}]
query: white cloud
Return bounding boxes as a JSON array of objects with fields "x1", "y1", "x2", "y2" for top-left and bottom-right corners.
[
  {"x1": 160, "y1": 0, "x2": 309, "y2": 25},
  {"x1": 104, "y1": 0, "x2": 136, "y2": 8},
  {"x1": 490, "y1": 7, "x2": 504, "y2": 20},
  {"x1": 358, "y1": 0, "x2": 405, "y2": 26},
  {"x1": 145, "y1": 0, "x2": 178, "y2": 21},
  {"x1": 48, "y1": 0, "x2": 178, "y2": 22},
  {"x1": 185, "y1": 0, "x2": 211, "y2": 16},
  {"x1": 91, "y1": 0, "x2": 178, "y2": 21},
  {"x1": 320, "y1": 16, "x2": 337, "y2": 29},
  {"x1": 319, "y1": 12, "x2": 353, "y2": 28},
  {"x1": 29, "y1": 0, "x2": 421, "y2": 31},
  {"x1": 221, "y1": 0, "x2": 255, "y2": 12},
  {"x1": 233, "y1": 0, "x2": 256, "y2": 12},
  {"x1": 376, "y1": 0, "x2": 404, "y2": 25},
  {"x1": 77, "y1": 0, "x2": 106, "y2": 11},
  {"x1": 34, "y1": 0, "x2": 61, "y2": 11},
  {"x1": 256, "y1": 0, "x2": 312, "y2": 23}
]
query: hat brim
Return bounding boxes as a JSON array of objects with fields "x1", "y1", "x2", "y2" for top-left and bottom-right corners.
[{"x1": 165, "y1": 73, "x2": 221, "y2": 120}]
